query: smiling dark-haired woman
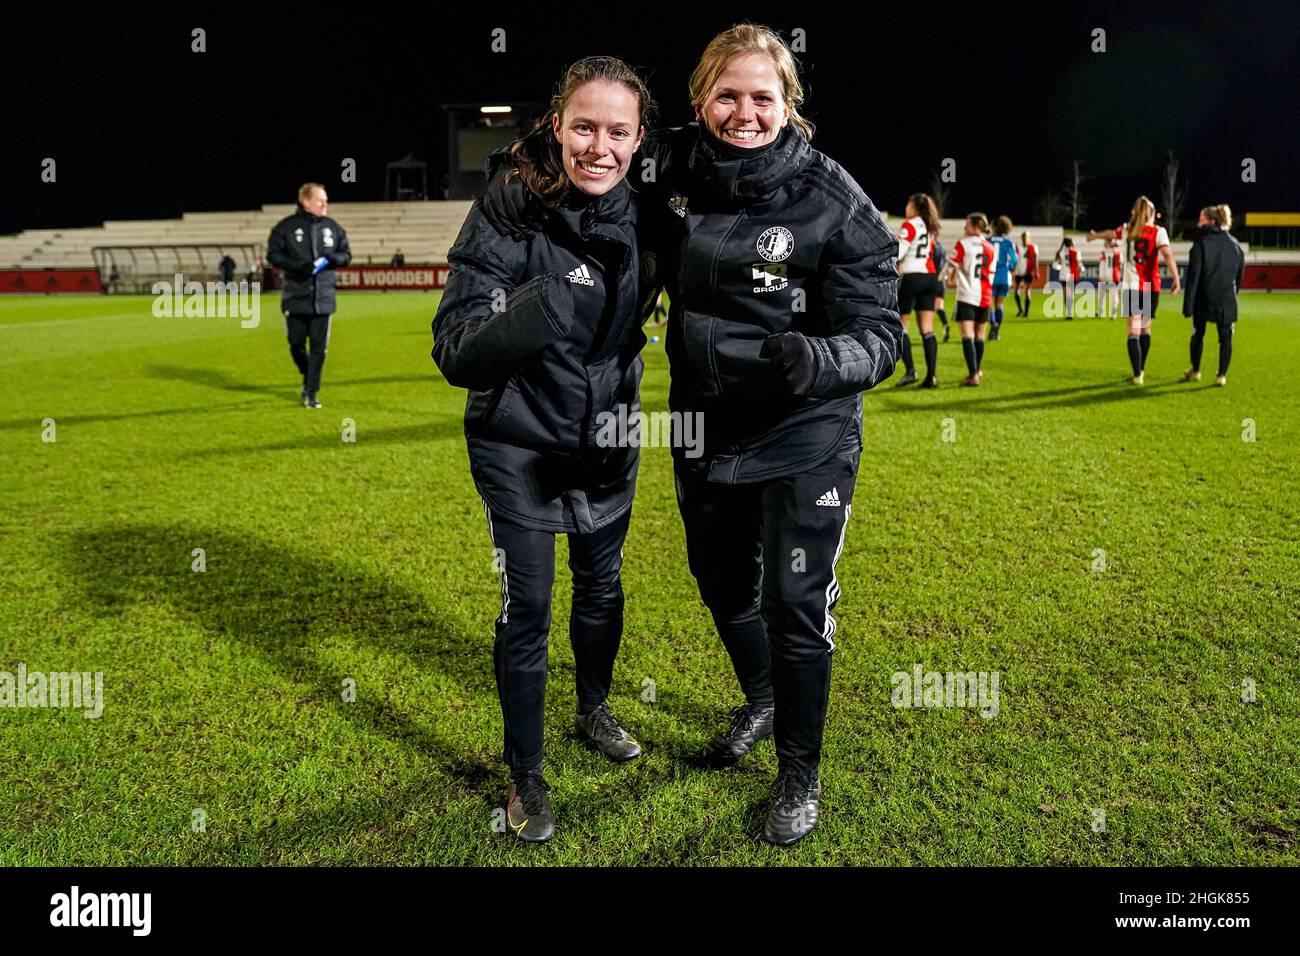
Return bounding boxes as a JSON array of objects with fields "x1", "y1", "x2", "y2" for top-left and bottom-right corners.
[
  {"x1": 638, "y1": 24, "x2": 902, "y2": 845},
  {"x1": 432, "y1": 56, "x2": 655, "y2": 843}
]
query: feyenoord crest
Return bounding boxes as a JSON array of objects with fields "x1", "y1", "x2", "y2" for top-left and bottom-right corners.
[
  {"x1": 293, "y1": 227, "x2": 304, "y2": 243},
  {"x1": 757, "y1": 226, "x2": 794, "y2": 262},
  {"x1": 323, "y1": 227, "x2": 334, "y2": 247}
]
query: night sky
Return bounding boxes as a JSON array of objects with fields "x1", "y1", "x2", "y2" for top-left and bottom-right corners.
[{"x1": 3, "y1": 2, "x2": 1297, "y2": 237}]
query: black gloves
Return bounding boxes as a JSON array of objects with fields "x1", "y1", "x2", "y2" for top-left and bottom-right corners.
[{"x1": 761, "y1": 331, "x2": 817, "y2": 397}]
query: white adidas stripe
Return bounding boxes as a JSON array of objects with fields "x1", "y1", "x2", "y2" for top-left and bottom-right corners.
[
  {"x1": 482, "y1": 500, "x2": 510, "y2": 625},
  {"x1": 821, "y1": 502, "x2": 851, "y2": 651}
]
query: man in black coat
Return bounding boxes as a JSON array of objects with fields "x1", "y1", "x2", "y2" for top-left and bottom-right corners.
[
  {"x1": 1182, "y1": 204, "x2": 1245, "y2": 386},
  {"x1": 267, "y1": 183, "x2": 352, "y2": 408}
]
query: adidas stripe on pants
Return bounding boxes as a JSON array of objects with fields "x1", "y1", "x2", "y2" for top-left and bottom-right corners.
[{"x1": 675, "y1": 444, "x2": 859, "y2": 777}]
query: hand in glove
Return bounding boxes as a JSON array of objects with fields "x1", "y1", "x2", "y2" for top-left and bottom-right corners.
[{"x1": 760, "y1": 331, "x2": 817, "y2": 397}]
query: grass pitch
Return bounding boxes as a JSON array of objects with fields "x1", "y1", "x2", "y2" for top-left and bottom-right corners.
[{"x1": 0, "y1": 290, "x2": 1296, "y2": 865}]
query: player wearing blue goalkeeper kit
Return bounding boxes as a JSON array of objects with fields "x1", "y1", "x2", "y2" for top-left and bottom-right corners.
[{"x1": 987, "y1": 216, "x2": 1018, "y2": 341}]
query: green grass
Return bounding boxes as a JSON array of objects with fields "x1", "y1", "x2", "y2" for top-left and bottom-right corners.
[{"x1": 0, "y1": 290, "x2": 1297, "y2": 866}]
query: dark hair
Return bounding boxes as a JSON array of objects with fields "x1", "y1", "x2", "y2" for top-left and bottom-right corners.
[
  {"x1": 508, "y1": 56, "x2": 655, "y2": 208},
  {"x1": 1062, "y1": 236, "x2": 1074, "y2": 247},
  {"x1": 966, "y1": 212, "x2": 989, "y2": 234},
  {"x1": 994, "y1": 215, "x2": 1013, "y2": 236},
  {"x1": 908, "y1": 193, "x2": 940, "y2": 234}
]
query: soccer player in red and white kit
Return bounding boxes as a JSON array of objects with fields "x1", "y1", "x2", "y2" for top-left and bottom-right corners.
[
  {"x1": 1053, "y1": 237, "x2": 1082, "y2": 320},
  {"x1": 1098, "y1": 237, "x2": 1122, "y2": 318},
  {"x1": 894, "y1": 193, "x2": 941, "y2": 388},
  {"x1": 1013, "y1": 231, "x2": 1038, "y2": 316},
  {"x1": 1088, "y1": 195, "x2": 1181, "y2": 384},
  {"x1": 939, "y1": 213, "x2": 995, "y2": 386}
]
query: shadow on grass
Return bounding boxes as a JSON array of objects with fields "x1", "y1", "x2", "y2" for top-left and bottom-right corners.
[
  {"x1": 873, "y1": 376, "x2": 1206, "y2": 416},
  {"x1": 148, "y1": 364, "x2": 437, "y2": 394},
  {"x1": 65, "y1": 522, "x2": 501, "y2": 862},
  {"x1": 62, "y1": 522, "x2": 740, "y2": 862}
]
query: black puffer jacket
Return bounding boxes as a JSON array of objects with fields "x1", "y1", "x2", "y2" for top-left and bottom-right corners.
[
  {"x1": 267, "y1": 207, "x2": 352, "y2": 315},
  {"x1": 432, "y1": 170, "x2": 646, "y2": 534},
  {"x1": 1182, "y1": 224, "x2": 1245, "y2": 324},
  {"x1": 638, "y1": 124, "x2": 901, "y2": 483}
]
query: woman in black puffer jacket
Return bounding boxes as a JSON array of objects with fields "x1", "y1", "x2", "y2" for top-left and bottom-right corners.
[
  {"x1": 1181, "y1": 203, "x2": 1246, "y2": 387},
  {"x1": 431, "y1": 56, "x2": 654, "y2": 844},
  {"x1": 636, "y1": 24, "x2": 902, "y2": 847}
]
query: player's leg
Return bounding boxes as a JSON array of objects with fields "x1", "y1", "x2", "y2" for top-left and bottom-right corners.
[
  {"x1": 675, "y1": 467, "x2": 774, "y2": 765},
  {"x1": 990, "y1": 290, "x2": 1007, "y2": 340},
  {"x1": 973, "y1": 312, "x2": 988, "y2": 381},
  {"x1": 917, "y1": 308, "x2": 939, "y2": 387},
  {"x1": 1185, "y1": 314, "x2": 1206, "y2": 381},
  {"x1": 934, "y1": 289, "x2": 950, "y2": 343},
  {"x1": 958, "y1": 306, "x2": 979, "y2": 385},
  {"x1": 1138, "y1": 291, "x2": 1157, "y2": 372},
  {"x1": 1125, "y1": 300, "x2": 1146, "y2": 383},
  {"x1": 1215, "y1": 320, "x2": 1233, "y2": 385},
  {"x1": 895, "y1": 276, "x2": 921, "y2": 385},
  {"x1": 567, "y1": 506, "x2": 642, "y2": 761},
  {"x1": 484, "y1": 508, "x2": 559, "y2": 841},
  {"x1": 285, "y1": 313, "x2": 310, "y2": 399},
  {"x1": 304, "y1": 313, "x2": 331, "y2": 405},
  {"x1": 756, "y1": 439, "x2": 859, "y2": 844}
]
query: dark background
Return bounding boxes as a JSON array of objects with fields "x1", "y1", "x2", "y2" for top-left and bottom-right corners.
[{"x1": 2, "y1": 2, "x2": 1297, "y2": 236}]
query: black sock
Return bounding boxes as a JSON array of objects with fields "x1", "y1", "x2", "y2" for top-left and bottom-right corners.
[
  {"x1": 922, "y1": 332, "x2": 938, "y2": 380},
  {"x1": 901, "y1": 331, "x2": 915, "y2": 373},
  {"x1": 1025, "y1": 291, "x2": 1032, "y2": 312},
  {"x1": 1014, "y1": 291, "x2": 1022, "y2": 314},
  {"x1": 974, "y1": 337, "x2": 985, "y2": 370},
  {"x1": 937, "y1": 308, "x2": 948, "y2": 328},
  {"x1": 1139, "y1": 332, "x2": 1151, "y2": 370},
  {"x1": 962, "y1": 337, "x2": 977, "y2": 376},
  {"x1": 1127, "y1": 335, "x2": 1142, "y2": 376},
  {"x1": 1218, "y1": 323, "x2": 1233, "y2": 376},
  {"x1": 1189, "y1": 331, "x2": 1204, "y2": 373}
]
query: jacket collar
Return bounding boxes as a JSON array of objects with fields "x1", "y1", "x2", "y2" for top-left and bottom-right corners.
[{"x1": 686, "y1": 123, "x2": 812, "y2": 202}]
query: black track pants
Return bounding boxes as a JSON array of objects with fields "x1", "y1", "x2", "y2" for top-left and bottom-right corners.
[
  {"x1": 675, "y1": 446, "x2": 859, "y2": 776},
  {"x1": 483, "y1": 505, "x2": 631, "y2": 776},
  {"x1": 285, "y1": 312, "x2": 332, "y2": 393}
]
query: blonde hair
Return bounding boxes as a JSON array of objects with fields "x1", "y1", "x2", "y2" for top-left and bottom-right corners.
[
  {"x1": 689, "y1": 24, "x2": 814, "y2": 141},
  {"x1": 1201, "y1": 203, "x2": 1233, "y2": 230},
  {"x1": 967, "y1": 212, "x2": 989, "y2": 234},
  {"x1": 1126, "y1": 195, "x2": 1156, "y2": 240},
  {"x1": 298, "y1": 182, "x2": 325, "y2": 202}
]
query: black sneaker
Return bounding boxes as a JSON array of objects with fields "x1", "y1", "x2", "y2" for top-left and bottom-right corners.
[
  {"x1": 918, "y1": 376, "x2": 938, "y2": 389},
  {"x1": 575, "y1": 703, "x2": 642, "y2": 762},
  {"x1": 505, "y1": 774, "x2": 554, "y2": 843},
  {"x1": 304, "y1": 392, "x2": 322, "y2": 409},
  {"x1": 762, "y1": 769, "x2": 822, "y2": 846},
  {"x1": 942, "y1": 326, "x2": 951, "y2": 343},
  {"x1": 894, "y1": 369, "x2": 919, "y2": 387},
  {"x1": 700, "y1": 702, "x2": 774, "y2": 768}
]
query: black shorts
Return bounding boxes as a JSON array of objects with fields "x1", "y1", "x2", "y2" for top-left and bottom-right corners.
[
  {"x1": 1014, "y1": 271, "x2": 1034, "y2": 285},
  {"x1": 931, "y1": 276, "x2": 947, "y2": 301},
  {"x1": 1121, "y1": 288, "x2": 1160, "y2": 320},
  {"x1": 899, "y1": 273, "x2": 936, "y2": 314},
  {"x1": 956, "y1": 302, "x2": 989, "y2": 324}
]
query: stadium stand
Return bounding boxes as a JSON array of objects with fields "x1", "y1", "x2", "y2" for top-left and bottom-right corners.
[{"x1": 0, "y1": 201, "x2": 475, "y2": 275}]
